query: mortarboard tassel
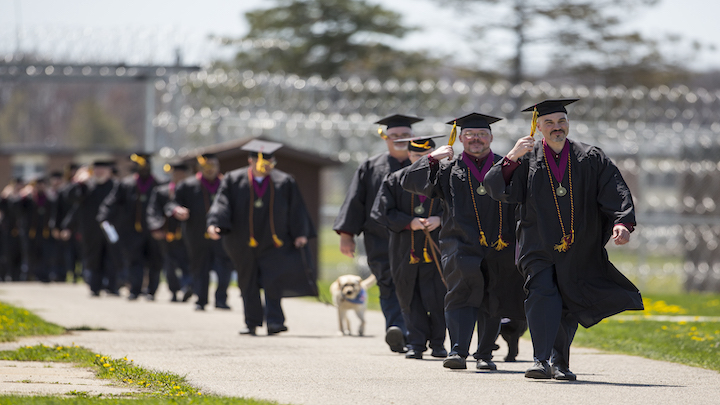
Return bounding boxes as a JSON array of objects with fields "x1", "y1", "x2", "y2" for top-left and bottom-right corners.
[
  {"x1": 249, "y1": 236, "x2": 259, "y2": 248},
  {"x1": 43, "y1": 228, "x2": 50, "y2": 239},
  {"x1": 492, "y1": 236, "x2": 509, "y2": 251},
  {"x1": 478, "y1": 230, "x2": 488, "y2": 247},
  {"x1": 135, "y1": 222, "x2": 142, "y2": 232},
  {"x1": 272, "y1": 234, "x2": 284, "y2": 248},
  {"x1": 409, "y1": 249, "x2": 421, "y2": 264},
  {"x1": 29, "y1": 228, "x2": 36, "y2": 239},
  {"x1": 553, "y1": 233, "x2": 574, "y2": 253},
  {"x1": 423, "y1": 247, "x2": 432, "y2": 263},
  {"x1": 378, "y1": 127, "x2": 388, "y2": 140},
  {"x1": 130, "y1": 153, "x2": 147, "y2": 167},
  {"x1": 448, "y1": 121, "x2": 457, "y2": 146},
  {"x1": 529, "y1": 107, "x2": 539, "y2": 139}
]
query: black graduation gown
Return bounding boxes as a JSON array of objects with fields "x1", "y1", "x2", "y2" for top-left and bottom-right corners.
[
  {"x1": 64, "y1": 180, "x2": 118, "y2": 254},
  {"x1": 206, "y1": 167, "x2": 317, "y2": 298},
  {"x1": 485, "y1": 139, "x2": 644, "y2": 328},
  {"x1": 402, "y1": 153, "x2": 526, "y2": 318},
  {"x1": 167, "y1": 175, "x2": 220, "y2": 258},
  {"x1": 146, "y1": 183, "x2": 186, "y2": 251},
  {"x1": 17, "y1": 192, "x2": 57, "y2": 281},
  {"x1": 371, "y1": 166, "x2": 446, "y2": 313},
  {"x1": 333, "y1": 152, "x2": 409, "y2": 298},
  {"x1": 97, "y1": 174, "x2": 160, "y2": 241}
]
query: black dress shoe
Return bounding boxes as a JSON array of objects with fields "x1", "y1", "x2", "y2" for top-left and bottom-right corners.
[
  {"x1": 431, "y1": 348, "x2": 448, "y2": 358},
  {"x1": 170, "y1": 293, "x2": 178, "y2": 302},
  {"x1": 215, "y1": 303, "x2": 231, "y2": 310},
  {"x1": 146, "y1": 294, "x2": 155, "y2": 302},
  {"x1": 267, "y1": 324, "x2": 288, "y2": 335},
  {"x1": 476, "y1": 359, "x2": 498, "y2": 371},
  {"x1": 385, "y1": 326, "x2": 407, "y2": 353},
  {"x1": 552, "y1": 365, "x2": 577, "y2": 381},
  {"x1": 127, "y1": 293, "x2": 139, "y2": 301},
  {"x1": 194, "y1": 304, "x2": 205, "y2": 311},
  {"x1": 443, "y1": 354, "x2": 467, "y2": 370},
  {"x1": 525, "y1": 360, "x2": 552, "y2": 379},
  {"x1": 405, "y1": 349, "x2": 423, "y2": 359},
  {"x1": 239, "y1": 327, "x2": 257, "y2": 336},
  {"x1": 182, "y1": 289, "x2": 193, "y2": 302}
]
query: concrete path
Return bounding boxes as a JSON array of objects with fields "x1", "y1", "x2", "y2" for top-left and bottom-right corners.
[{"x1": 1, "y1": 282, "x2": 719, "y2": 404}]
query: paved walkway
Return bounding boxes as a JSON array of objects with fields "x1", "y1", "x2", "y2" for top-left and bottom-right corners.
[{"x1": 1, "y1": 282, "x2": 719, "y2": 404}]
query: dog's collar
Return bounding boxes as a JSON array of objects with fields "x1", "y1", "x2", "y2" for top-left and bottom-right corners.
[{"x1": 346, "y1": 288, "x2": 367, "y2": 304}]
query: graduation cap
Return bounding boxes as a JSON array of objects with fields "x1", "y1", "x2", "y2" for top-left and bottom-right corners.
[
  {"x1": 49, "y1": 170, "x2": 63, "y2": 179},
  {"x1": 522, "y1": 98, "x2": 579, "y2": 117},
  {"x1": 92, "y1": 159, "x2": 115, "y2": 167},
  {"x1": 397, "y1": 134, "x2": 445, "y2": 152},
  {"x1": 445, "y1": 113, "x2": 503, "y2": 130},
  {"x1": 66, "y1": 163, "x2": 81, "y2": 171},
  {"x1": 242, "y1": 140, "x2": 283, "y2": 159},
  {"x1": 375, "y1": 114, "x2": 424, "y2": 129}
]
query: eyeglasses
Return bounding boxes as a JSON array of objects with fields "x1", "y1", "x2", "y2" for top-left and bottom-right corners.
[
  {"x1": 462, "y1": 131, "x2": 490, "y2": 139},
  {"x1": 386, "y1": 132, "x2": 413, "y2": 140}
]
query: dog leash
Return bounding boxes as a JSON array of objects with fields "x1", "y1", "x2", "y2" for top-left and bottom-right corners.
[{"x1": 421, "y1": 227, "x2": 448, "y2": 288}]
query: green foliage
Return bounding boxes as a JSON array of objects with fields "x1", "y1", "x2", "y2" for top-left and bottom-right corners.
[
  {"x1": 439, "y1": 0, "x2": 694, "y2": 86},
  {"x1": 0, "y1": 302, "x2": 66, "y2": 342},
  {"x1": 227, "y1": 0, "x2": 441, "y2": 80}
]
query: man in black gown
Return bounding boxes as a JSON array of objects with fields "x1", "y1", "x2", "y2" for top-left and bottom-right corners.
[
  {"x1": 485, "y1": 98, "x2": 643, "y2": 380},
  {"x1": 147, "y1": 162, "x2": 193, "y2": 303},
  {"x1": 402, "y1": 113, "x2": 526, "y2": 370},
  {"x1": 169, "y1": 155, "x2": 234, "y2": 311},
  {"x1": 16, "y1": 176, "x2": 58, "y2": 282},
  {"x1": 334, "y1": 114, "x2": 421, "y2": 353},
  {"x1": 98, "y1": 153, "x2": 163, "y2": 301},
  {"x1": 372, "y1": 134, "x2": 448, "y2": 360},
  {"x1": 63, "y1": 161, "x2": 122, "y2": 296},
  {"x1": 207, "y1": 140, "x2": 317, "y2": 336}
]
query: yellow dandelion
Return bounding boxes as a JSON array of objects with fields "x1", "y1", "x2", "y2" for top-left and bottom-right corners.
[
  {"x1": 661, "y1": 325, "x2": 668, "y2": 330},
  {"x1": 103, "y1": 363, "x2": 110, "y2": 368},
  {"x1": 678, "y1": 320, "x2": 687, "y2": 325},
  {"x1": 109, "y1": 368, "x2": 115, "y2": 372},
  {"x1": 96, "y1": 354, "x2": 101, "y2": 357}
]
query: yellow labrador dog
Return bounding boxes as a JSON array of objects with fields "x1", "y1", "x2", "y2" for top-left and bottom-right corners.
[{"x1": 330, "y1": 274, "x2": 376, "y2": 336}]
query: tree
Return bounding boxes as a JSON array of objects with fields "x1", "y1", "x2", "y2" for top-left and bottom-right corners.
[
  {"x1": 221, "y1": 0, "x2": 441, "y2": 80},
  {"x1": 438, "y1": 0, "x2": 693, "y2": 86}
]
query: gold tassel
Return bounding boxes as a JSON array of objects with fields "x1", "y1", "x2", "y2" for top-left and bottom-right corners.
[
  {"x1": 43, "y1": 228, "x2": 50, "y2": 239},
  {"x1": 135, "y1": 222, "x2": 142, "y2": 232},
  {"x1": 448, "y1": 121, "x2": 457, "y2": 146},
  {"x1": 530, "y1": 107, "x2": 539, "y2": 138},
  {"x1": 29, "y1": 229, "x2": 36, "y2": 239},
  {"x1": 166, "y1": 232, "x2": 175, "y2": 242},
  {"x1": 378, "y1": 127, "x2": 388, "y2": 140},
  {"x1": 553, "y1": 233, "x2": 574, "y2": 253},
  {"x1": 423, "y1": 248, "x2": 432, "y2": 263},
  {"x1": 409, "y1": 250, "x2": 420, "y2": 264},
  {"x1": 272, "y1": 234, "x2": 284, "y2": 248},
  {"x1": 492, "y1": 236, "x2": 509, "y2": 251},
  {"x1": 478, "y1": 230, "x2": 488, "y2": 247},
  {"x1": 175, "y1": 229, "x2": 182, "y2": 240},
  {"x1": 249, "y1": 237, "x2": 259, "y2": 248}
]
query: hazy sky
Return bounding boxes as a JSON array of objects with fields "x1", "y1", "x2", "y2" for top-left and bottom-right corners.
[{"x1": 1, "y1": 0, "x2": 718, "y2": 71}]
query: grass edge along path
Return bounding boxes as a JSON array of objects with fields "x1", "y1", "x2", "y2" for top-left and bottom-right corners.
[{"x1": 0, "y1": 300, "x2": 282, "y2": 404}]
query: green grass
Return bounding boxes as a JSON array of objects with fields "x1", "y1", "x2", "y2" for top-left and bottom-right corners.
[
  {"x1": 575, "y1": 293, "x2": 720, "y2": 371},
  {"x1": 0, "y1": 344, "x2": 282, "y2": 404},
  {"x1": 0, "y1": 302, "x2": 66, "y2": 342}
]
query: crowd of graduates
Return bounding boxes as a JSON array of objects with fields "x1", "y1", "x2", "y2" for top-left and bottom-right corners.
[
  {"x1": 0, "y1": 98, "x2": 643, "y2": 381},
  {"x1": 0, "y1": 140, "x2": 317, "y2": 337}
]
